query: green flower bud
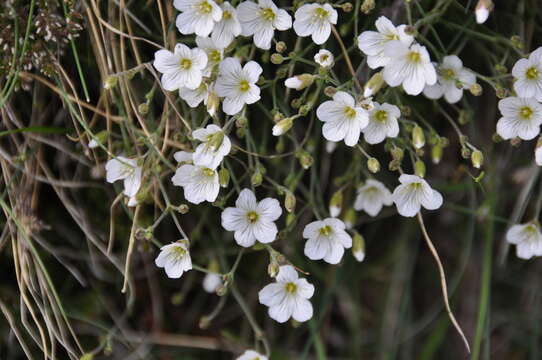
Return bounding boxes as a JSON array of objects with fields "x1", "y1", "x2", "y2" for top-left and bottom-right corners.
[
  {"x1": 275, "y1": 41, "x2": 287, "y2": 53},
  {"x1": 363, "y1": 71, "x2": 384, "y2": 97},
  {"x1": 324, "y1": 86, "x2": 337, "y2": 97},
  {"x1": 352, "y1": 232, "x2": 366, "y2": 262},
  {"x1": 104, "y1": 76, "x2": 118, "y2": 89},
  {"x1": 219, "y1": 167, "x2": 230, "y2": 188},
  {"x1": 431, "y1": 144, "x2": 443, "y2": 164},
  {"x1": 471, "y1": 150, "x2": 484, "y2": 169},
  {"x1": 270, "y1": 53, "x2": 284, "y2": 64},
  {"x1": 251, "y1": 170, "x2": 263, "y2": 186},
  {"x1": 412, "y1": 125, "x2": 425, "y2": 149},
  {"x1": 469, "y1": 83, "x2": 482, "y2": 96},
  {"x1": 367, "y1": 157, "x2": 380, "y2": 173},
  {"x1": 329, "y1": 190, "x2": 343, "y2": 217},
  {"x1": 360, "y1": 0, "x2": 375, "y2": 14},
  {"x1": 342, "y1": 3, "x2": 353, "y2": 12},
  {"x1": 138, "y1": 103, "x2": 149, "y2": 115},
  {"x1": 272, "y1": 117, "x2": 294, "y2": 136},
  {"x1": 415, "y1": 159, "x2": 426, "y2": 178},
  {"x1": 343, "y1": 208, "x2": 356, "y2": 229},
  {"x1": 285, "y1": 191, "x2": 296, "y2": 213}
]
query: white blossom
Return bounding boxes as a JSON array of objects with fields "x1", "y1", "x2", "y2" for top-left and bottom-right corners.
[
  {"x1": 536, "y1": 145, "x2": 542, "y2": 166},
  {"x1": 392, "y1": 174, "x2": 443, "y2": 217},
  {"x1": 293, "y1": 3, "x2": 338, "y2": 45},
  {"x1": 237, "y1": 0, "x2": 292, "y2": 50},
  {"x1": 171, "y1": 164, "x2": 220, "y2": 204},
  {"x1": 512, "y1": 47, "x2": 542, "y2": 102},
  {"x1": 105, "y1": 156, "x2": 142, "y2": 198},
  {"x1": 236, "y1": 350, "x2": 268, "y2": 360},
  {"x1": 221, "y1": 188, "x2": 282, "y2": 247},
  {"x1": 153, "y1": 44, "x2": 207, "y2": 91},
  {"x1": 354, "y1": 179, "x2": 393, "y2": 217},
  {"x1": 314, "y1": 49, "x2": 334, "y2": 68},
  {"x1": 316, "y1": 91, "x2": 369, "y2": 146},
  {"x1": 506, "y1": 222, "x2": 542, "y2": 260},
  {"x1": 383, "y1": 42, "x2": 437, "y2": 95},
  {"x1": 195, "y1": 36, "x2": 224, "y2": 76},
  {"x1": 362, "y1": 102, "x2": 400, "y2": 144},
  {"x1": 174, "y1": 150, "x2": 194, "y2": 163},
  {"x1": 211, "y1": 2, "x2": 242, "y2": 47},
  {"x1": 203, "y1": 273, "x2": 222, "y2": 293},
  {"x1": 357, "y1": 16, "x2": 414, "y2": 69},
  {"x1": 475, "y1": 0, "x2": 492, "y2": 24},
  {"x1": 192, "y1": 124, "x2": 231, "y2": 169},
  {"x1": 155, "y1": 240, "x2": 192, "y2": 279},
  {"x1": 423, "y1": 55, "x2": 477, "y2": 104},
  {"x1": 303, "y1": 218, "x2": 352, "y2": 264},
  {"x1": 258, "y1": 265, "x2": 314, "y2": 323},
  {"x1": 174, "y1": 0, "x2": 222, "y2": 37},
  {"x1": 179, "y1": 82, "x2": 209, "y2": 108},
  {"x1": 496, "y1": 97, "x2": 542, "y2": 140},
  {"x1": 215, "y1": 57, "x2": 262, "y2": 115}
]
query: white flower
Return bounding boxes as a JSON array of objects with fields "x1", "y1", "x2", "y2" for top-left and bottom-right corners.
[
  {"x1": 105, "y1": 156, "x2": 142, "y2": 198},
  {"x1": 174, "y1": 0, "x2": 222, "y2": 37},
  {"x1": 383, "y1": 42, "x2": 437, "y2": 95},
  {"x1": 89, "y1": 139, "x2": 98, "y2": 148},
  {"x1": 215, "y1": 57, "x2": 262, "y2": 115},
  {"x1": 155, "y1": 240, "x2": 192, "y2": 279},
  {"x1": 423, "y1": 55, "x2": 477, "y2": 104},
  {"x1": 362, "y1": 102, "x2": 400, "y2": 144},
  {"x1": 293, "y1": 3, "x2": 338, "y2": 45},
  {"x1": 179, "y1": 82, "x2": 209, "y2": 108},
  {"x1": 195, "y1": 36, "x2": 224, "y2": 76},
  {"x1": 174, "y1": 150, "x2": 194, "y2": 163},
  {"x1": 203, "y1": 273, "x2": 222, "y2": 293},
  {"x1": 221, "y1": 188, "x2": 282, "y2": 247},
  {"x1": 392, "y1": 174, "x2": 443, "y2": 217},
  {"x1": 258, "y1": 265, "x2": 314, "y2": 323},
  {"x1": 316, "y1": 91, "x2": 369, "y2": 146},
  {"x1": 512, "y1": 47, "x2": 542, "y2": 102},
  {"x1": 192, "y1": 124, "x2": 231, "y2": 169},
  {"x1": 357, "y1": 16, "x2": 414, "y2": 69},
  {"x1": 153, "y1": 44, "x2": 207, "y2": 91},
  {"x1": 303, "y1": 218, "x2": 352, "y2": 264},
  {"x1": 211, "y1": 2, "x2": 242, "y2": 47},
  {"x1": 314, "y1": 49, "x2": 334, "y2": 68},
  {"x1": 506, "y1": 222, "x2": 542, "y2": 260},
  {"x1": 496, "y1": 97, "x2": 542, "y2": 140},
  {"x1": 284, "y1": 74, "x2": 313, "y2": 90},
  {"x1": 536, "y1": 144, "x2": 542, "y2": 166},
  {"x1": 237, "y1": 350, "x2": 268, "y2": 360},
  {"x1": 475, "y1": 0, "x2": 492, "y2": 24},
  {"x1": 237, "y1": 0, "x2": 292, "y2": 50},
  {"x1": 171, "y1": 164, "x2": 220, "y2": 204},
  {"x1": 354, "y1": 179, "x2": 393, "y2": 217}
]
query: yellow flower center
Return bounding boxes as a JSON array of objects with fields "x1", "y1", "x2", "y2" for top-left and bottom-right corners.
[
  {"x1": 314, "y1": 7, "x2": 329, "y2": 19},
  {"x1": 374, "y1": 110, "x2": 388, "y2": 122},
  {"x1": 408, "y1": 51, "x2": 421, "y2": 63},
  {"x1": 261, "y1": 8, "x2": 276, "y2": 21},
  {"x1": 180, "y1": 58, "x2": 192, "y2": 70},
  {"x1": 526, "y1": 66, "x2": 539, "y2": 80},
  {"x1": 319, "y1": 225, "x2": 332, "y2": 236},
  {"x1": 285, "y1": 282, "x2": 297, "y2": 293},
  {"x1": 209, "y1": 49, "x2": 221, "y2": 63},
  {"x1": 343, "y1": 106, "x2": 356, "y2": 118},
  {"x1": 172, "y1": 246, "x2": 186, "y2": 260},
  {"x1": 239, "y1": 79, "x2": 250, "y2": 92},
  {"x1": 198, "y1": 1, "x2": 212, "y2": 14},
  {"x1": 223, "y1": 10, "x2": 232, "y2": 20},
  {"x1": 520, "y1": 106, "x2": 533, "y2": 119},
  {"x1": 246, "y1": 211, "x2": 259, "y2": 223},
  {"x1": 385, "y1": 33, "x2": 399, "y2": 41},
  {"x1": 409, "y1": 182, "x2": 422, "y2": 190},
  {"x1": 441, "y1": 68, "x2": 455, "y2": 80},
  {"x1": 202, "y1": 168, "x2": 215, "y2": 177}
]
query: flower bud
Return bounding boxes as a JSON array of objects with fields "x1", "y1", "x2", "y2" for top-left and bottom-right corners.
[
  {"x1": 286, "y1": 212, "x2": 295, "y2": 226},
  {"x1": 367, "y1": 157, "x2": 380, "y2": 173},
  {"x1": 285, "y1": 191, "x2": 296, "y2": 213},
  {"x1": 360, "y1": 0, "x2": 375, "y2": 14},
  {"x1": 329, "y1": 190, "x2": 343, "y2": 217},
  {"x1": 412, "y1": 125, "x2": 425, "y2": 149},
  {"x1": 341, "y1": 2, "x2": 353, "y2": 12},
  {"x1": 324, "y1": 86, "x2": 337, "y2": 97},
  {"x1": 431, "y1": 144, "x2": 443, "y2": 164},
  {"x1": 216, "y1": 284, "x2": 228, "y2": 296},
  {"x1": 471, "y1": 150, "x2": 484, "y2": 169},
  {"x1": 270, "y1": 53, "x2": 284, "y2": 64},
  {"x1": 206, "y1": 91, "x2": 220, "y2": 117},
  {"x1": 284, "y1": 74, "x2": 314, "y2": 91},
  {"x1": 291, "y1": 98, "x2": 302, "y2": 109},
  {"x1": 298, "y1": 152, "x2": 313, "y2": 169},
  {"x1": 275, "y1": 41, "x2": 287, "y2": 53},
  {"x1": 469, "y1": 83, "x2": 482, "y2": 96},
  {"x1": 104, "y1": 76, "x2": 118, "y2": 89},
  {"x1": 352, "y1": 232, "x2": 366, "y2": 262},
  {"x1": 138, "y1": 103, "x2": 149, "y2": 115},
  {"x1": 494, "y1": 64, "x2": 507, "y2": 74},
  {"x1": 415, "y1": 159, "x2": 426, "y2": 178},
  {"x1": 343, "y1": 208, "x2": 356, "y2": 229},
  {"x1": 363, "y1": 71, "x2": 384, "y2": 98},
  {"x1": 219, "y1": 167, "x2": 230, "y2": 188},
  {"x1": 475, "y1": 0, "x2": 493, "y2": 24},
  {"x1": 495, "y1": 85, "x2": 507, "y2": 99},
  {"x1": 268, "y1": 261, "x2": 279, "y2": 278},
  {"x1": 251, "y1": 170, "x2": 262, "y2": 186},
  {"x1": 390, "y1": 147, "x2": 404, "y2": 162},
  {"x1": 272, "y1": 117, "x2": 294, "y2": 136},
  {"x1": 88, "y1": 130, "x2": 108, "y2": 149},
  {"x1": 461, "y1": 147, "x2": 471, "y2": 159},
  {"x1": 510, "y1": 35, "x2": 523, "y2": 50}
]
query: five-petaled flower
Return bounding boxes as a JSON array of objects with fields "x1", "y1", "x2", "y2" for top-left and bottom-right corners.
[
  {"x1": 258, "y1": 265, "x2": 314, "y2": 323},
  {"x1": 155, "y1": 240, "x2": 193, "y2": 279},
  {"x1": 512, "y1": 47, "x2": 542, "y2": 102},
  {"x1": 171, "y1": 164, "x2": 220, "y2": 204},
  {"x1": 506, "y1": 222, "x2": 542, "y2": 260},
  {"x1": 153, "y1": 43, "x2": 208, "y2": 91},
  {"x1": 105, "y1": 156, "x2": 142, "y2": 206},
  {"x1": 392, "y1": 174, "x2": 443, "y2": 217},
  {"x1": 423, "y1": 55, "x2": 477, "y2": 104},
  {"x1": 496, "y1": 97, "x2": 542, "y2": 141},
  {"x1": 174, "y1": 0, "x2": 223, "y2": 37},
  {"x1": 293, "y1": 3, "x2": 338, "y2": 45},
  {"x1": 192, "y1": 124, "x2": 231, "y2": 169},
  {"x1": 363, "y1": 102, "x2": 401, "y2": 144},
  {"x1": 354, "y1": 179, "x2": 393, "y2": 217},
  {"x1": 303, "y1": 218, "x2": 352, "y2": 264}
]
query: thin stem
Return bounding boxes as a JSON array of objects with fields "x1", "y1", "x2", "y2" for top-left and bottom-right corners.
[{"x1": 331, "y1": 25, "x2": 362, "y2": 91}]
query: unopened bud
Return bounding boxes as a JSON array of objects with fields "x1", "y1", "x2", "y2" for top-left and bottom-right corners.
[
  {"x1": 251, "y1": 170, "x2": 262, "y2": 186},
  {"x1": 461, "y1": 147, "x2": 471, "y2": 159},
  {"x1": 510, "y1": 35, "x2": 523, "y2": 50},
  {"x1": 284, "y1": 74, "x2": 314, "y2": 90},
  {"x1": 206, "y1": 91, "x2": 220, "y2": 117},
  {"x1": 412, "y1": 125, "x2": 425, "y2": 149},
  {"x1": 275, "y1": 41, "x2": 287, "y2": 53},
  {"x1": 471, "y1": 150, "x2": 484, "y2": 169},
  {"x1": 469, "y1": 83, "x2": 482, "y2": 96},
  {"x1": 360, "y1": 0, "x2": 375, "y2": 14},
  {"x1": 298, "y1": 152, "x2": 313, "y2": 169},
  {"x1": 341, "y1": 2, "x2": 353, "y2": 12},
  {"x1": 495, "y1": 85, "x2": 507, "y2": 99},
  {"x1": 352, "y1": 232, "x2": 366, "y2": 262},
  {"x1": 431, "y1": 144, "x2": 443, "y2": 164},
  {"x1": 138, "y1": 103, "x2": 149, "y2": 115},
  {"x1": 329, "y1": 190, "x2": 343, "y2": 217},
  {"x1": 268, "y1": 261, "x2": 280, "y2": 278},
  {"x1": 324, "y1": 86, "x2": 337, "y2": 97},
  {"x1": 363, "y1": 71, "x2": 384, "y2": 98},
  {"x1": 390, "y1": 147, "x2": 404, "y2": 162},
  {"x1": 219, "y1": 167, "x2": 230, "y2": 188},
  {"x1": 272, "y1": 117, "x2": 294, "y2": 136},
  {"x1": 216, "y1": 284, "x2": 228, "y2": 296},
  {"x1": 343, "y1": 208, "x2": 356, "y2": 229},
  {"x1": 415, "y1": 160, "x2": 426, "y2": 178},
  {"x1": 367, "y1": 157, "x2": 380, "y2": 173},
  {"x1": 177, "y1": 204, "x2": 189, "y2": 214},
  {"x1": 494, "y1": 64, "x2": 507, "y2": 74},
  {"x1": 270, "y1": 53, "x2": 284, "y2": 64},
  {"x1": 104, "y1": 76, "x2": 118, "y2": 89},
  {"x1": 475, "y1": 0, "x2": 493, "y2": 24},
  {"x1": 285, "y1": 191, "x2": 296, "y2": 213}
]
